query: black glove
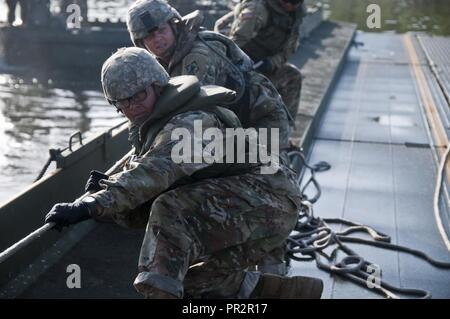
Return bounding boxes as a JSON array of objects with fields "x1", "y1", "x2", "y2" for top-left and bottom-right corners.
[
  {"x1": 255, "y1": 59, "x2": 274, "y2": 74},
  {"x1": 84, "y1": 170, "x2": 109, "y2": 193},
  {"x1": 45, "y1": 198, "x2": 96, "y2": 231}
]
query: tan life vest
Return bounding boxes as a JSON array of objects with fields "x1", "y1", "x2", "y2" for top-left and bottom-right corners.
[{"x1": 128, "y1": 75, "x2": 261, "y2": 183}]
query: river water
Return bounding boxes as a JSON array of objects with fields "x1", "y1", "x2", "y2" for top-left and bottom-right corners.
[
  {"x1": 0, "y1": 1, "x2": 132, "y2": 204},
  {"x1": 315, "y1": 0, "x2": 450, "y2": 35},
  {"x1": 0, "y1": 0, "x2": 449, "y2": 205},
  {"x1": 0, "y1": 73, "x2": 125, "y2": 204}
]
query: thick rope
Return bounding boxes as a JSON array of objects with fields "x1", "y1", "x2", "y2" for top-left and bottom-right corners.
[{"x1": 286, "y1": 150, "x2": 450, "y2": 299}]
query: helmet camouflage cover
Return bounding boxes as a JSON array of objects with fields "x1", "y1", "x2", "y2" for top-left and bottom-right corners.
[
  {"x1": 127, "y1": 0, "x2": 181, "y2": 46},
  {"x1": 101, "y1": 47, "x2": 170, "y2": 101}
]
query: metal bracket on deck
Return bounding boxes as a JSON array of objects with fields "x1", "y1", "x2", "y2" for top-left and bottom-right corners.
[
  {"x1": 69, "y1": 131, "x2": 83, "y2": 152},
  {"x1": 48, "y1": 148, "x2": 64, "y2": 167}
]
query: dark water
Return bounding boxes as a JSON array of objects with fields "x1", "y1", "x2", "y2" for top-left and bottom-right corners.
[
  {"x1": 313, "y1": 0, "x2": 450, "y2": 35},
  {"x1": 0, "y1": 72, "x2": 124, "y2": 204},
  {"x1": 0, "y1": 1, "x2": 135, "y2": 204}
]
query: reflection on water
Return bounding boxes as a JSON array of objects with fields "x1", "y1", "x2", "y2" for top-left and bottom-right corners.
[
  {"x1": 312, "y1": 0, "x2": 450, "y2": 36},
  {"x1": 0, "y1": 73, "x2": 124, "y2": 204},
  {"x1": 0, "y1": 2, "x2": 135, "y2": 205}
]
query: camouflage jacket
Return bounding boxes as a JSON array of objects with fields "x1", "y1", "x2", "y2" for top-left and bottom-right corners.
[
  {"x1": 229, "y1": 0, "x2": 305, "y2": 70},
  {"x1": 159, "y1": 10, "x2": 291, "y2": 147},
  {"x1": 91, "y1": 76, "x2": 299, "y2": 227},
  {"x1": 161, "y1": 10, "x2": 250, "y2": 98}
]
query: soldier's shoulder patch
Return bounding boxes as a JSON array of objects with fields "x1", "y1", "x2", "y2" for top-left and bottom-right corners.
[{"x1": 185, "y1": 61, "x2": 200, "y2": 75}]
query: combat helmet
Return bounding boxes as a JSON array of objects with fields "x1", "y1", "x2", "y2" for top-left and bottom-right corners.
[
  {"x1": 101, "y1": 47, "x2": 169, "y2": 103},
  {"x1": 126, "y1": 0, "x2": 181, "y2": 47}
]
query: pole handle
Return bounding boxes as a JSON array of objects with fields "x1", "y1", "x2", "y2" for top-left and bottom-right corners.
[{"x1": 0, "y1": 149, "x2": 134, "y2": 264}]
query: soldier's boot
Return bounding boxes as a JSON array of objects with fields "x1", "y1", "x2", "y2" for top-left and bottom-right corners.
[
  {"x1": 256, "y1": 246, "x2": 288, "y2": 276},
  {"x1": 250, "y1": 274, "x2": 323, "y2": 299},
  {"x1": 134, "y1": 271, "x2": 181, "y2": 299},
  {"x1": 134, "y1": 282, "x2": 178, "y2": 299}
]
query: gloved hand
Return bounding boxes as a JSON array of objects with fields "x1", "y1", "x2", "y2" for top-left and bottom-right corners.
[
  {"x1": 255, "y1": 59, "x2": 274, "y2": 74},
  {"x1": 45, "y1": 197, "x2": 96, "y2": 231},
  {"x1": 84, "y1": 170, "x2": 109, "y2": 193}
]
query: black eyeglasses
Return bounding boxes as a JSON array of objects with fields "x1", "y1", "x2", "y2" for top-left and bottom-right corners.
[{"x1": 110, "y1": 88, "x2": 148, "y2": 110}]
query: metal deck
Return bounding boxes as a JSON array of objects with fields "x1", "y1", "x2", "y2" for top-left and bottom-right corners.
[
  {"x1": 290, "y1": 32, "x2": 450, "y2": 298},
  {"x1": 4, "y1": 28, "x2": 450, "y2": 299}
]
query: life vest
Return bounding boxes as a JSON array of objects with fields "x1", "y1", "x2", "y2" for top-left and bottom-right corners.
[
  {"x1": 196, "y1": 30, "x2": 255, "y2": 126},
  {"x1": 129, "y1": 75, "x2": 262, "y2": 183}
]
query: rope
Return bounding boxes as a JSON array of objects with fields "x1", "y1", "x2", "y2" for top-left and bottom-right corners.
[
  {"x1": 415, "y1": 34, "x2": 450, "y2": 251},
  {"x1": 286, "y1": 150, "x2": 450, "y2": 299},
  {"x1": 433, "y1": 138, "x2": 450, "y2": 253},
  {"x1": 288, "y1": 149, "x2": 331, "y2": 203}
]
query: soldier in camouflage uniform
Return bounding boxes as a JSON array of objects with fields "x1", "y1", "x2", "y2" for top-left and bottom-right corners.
[
  {"x1": 44, "y1": 47, "x2": 323, "y2": 299},
  {"x1": 6, "y1": 0, "x2": 28, "y2": 25},
  {"x1": 126, "y1": 0, "x2": 293, "y2": 151},
  {"x1": 225, "y1": 0, "x2": 305, "y2": 126},
  {"x1": 126, "y1": 0, "x2": 296, "y2": 275}
]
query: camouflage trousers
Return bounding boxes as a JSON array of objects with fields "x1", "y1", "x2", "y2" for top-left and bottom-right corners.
[
  {"x1": 246, "y1": 71, "x2": 291, "y2": 150},
  {"x1": 133, "y1": 172, "x2": 301, "y2": 298},
  {"x1": 267, "y1": 63, "x2": 303, "y2": 127}
]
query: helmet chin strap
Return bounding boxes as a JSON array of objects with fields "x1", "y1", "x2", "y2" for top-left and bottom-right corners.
[
  {"x1": 162, "y1": 42, "x2": 177, "y2": 63},
  {"x1": 162, "y1": 20, "x2": 179, "y2": 64}
]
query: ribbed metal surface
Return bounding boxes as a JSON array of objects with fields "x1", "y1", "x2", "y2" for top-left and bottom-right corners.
[
  {"x1": 418, "y1": 35, "x2": 450, "y2": 104},
  {"x1": 291, "y1": 32, "x2": 450, "y2": 299}
]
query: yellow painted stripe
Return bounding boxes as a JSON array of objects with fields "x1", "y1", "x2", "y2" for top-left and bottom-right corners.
[
  {"x1": 403, "y1": 34, "x2": 450, "y2": 252},
  {"x1": 403, "y1": 34, "x2": 447, "y2": 149}
]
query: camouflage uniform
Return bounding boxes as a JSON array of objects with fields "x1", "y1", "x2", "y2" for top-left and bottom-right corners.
[
  {"x1": 127, "y1": 1, "x2": 292, "y2": 150},
  {"x1": 96, "y1": 49, "x2": 302, "y2": 298},
  {"x1": 228, "y1": 0, "x2": 305, "y2": 125}
]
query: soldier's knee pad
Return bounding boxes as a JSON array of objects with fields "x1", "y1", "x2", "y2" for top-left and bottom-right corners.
[
  {"x1": 250, "y1": 274, "x2": 323, "y2": 299},
  {"x1": 257, "y1": 246, "x2": 288, "y2": 275},
  {"x1": 134, "y1": 272, "x2": 183, "y2": 299}
]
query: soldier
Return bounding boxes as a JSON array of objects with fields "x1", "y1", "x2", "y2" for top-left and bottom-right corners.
[
  {"x1": 44, "y1": 47, "x2": 323, "y2": 299},
  {"x1": 126, "y1": 0, "x2": 297, "y2": 275},
  {"x1": 126, "y1": 0, "x2": 293, "y2": 152},
  {"x1": 226, "y1": 0, "x2": 305, "y2": 126},
  {"x1": 6, "y1": 0, "x2": 28, "y2": 26}
]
